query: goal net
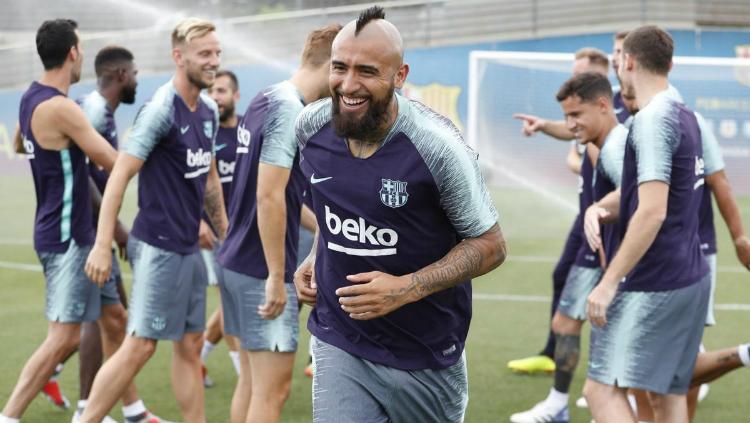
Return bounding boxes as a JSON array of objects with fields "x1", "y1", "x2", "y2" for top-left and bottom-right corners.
[{"x1": 467, "y1": 51, "x2": 750, "y2": 214}]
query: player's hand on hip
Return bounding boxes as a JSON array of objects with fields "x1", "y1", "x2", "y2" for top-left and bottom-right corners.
[
  {"x1": 586, "y1": 281, "x2": 617, "y2": 327},
  {"x1": 513, "y1": 113, "x2": 545, "y2": 137},
  {"x1": 293, "y1": 254, "x2": 317, "y2": 306},
  {"x1": 198, "y1": 219, "x2": 216, "y2": 250},
  {"x1": 258, "y1": 275, "x2": 287, "y2": 320},
  {"x1": 733, "y1": 235, "x2": 750, "y2": 270},
  {"x1": 85, "y1": 245, "x2": 112, "y2": 287},
  {"x1": 337, "y1": 271, "x2": 414, "y2": 320},
  {"x1": 584, "y1": 204, "x2": 609, "y2": 252}
]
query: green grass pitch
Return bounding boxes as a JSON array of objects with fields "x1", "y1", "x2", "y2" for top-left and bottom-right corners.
[{"x1": 1, "y1": 174, "x2": 748, "y2": 422}]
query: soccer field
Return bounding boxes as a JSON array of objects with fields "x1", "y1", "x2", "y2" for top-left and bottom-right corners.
[{"x1": 1, "y1": 173, "x2": 748, "y2": 422}]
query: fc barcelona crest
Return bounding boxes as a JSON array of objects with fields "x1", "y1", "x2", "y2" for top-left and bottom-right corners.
[
  {"x1": 203, "y1": 120, "x2": 213, "y2": 138},
  {"x1": 379, "y1": 179, "x2": 408, "y2": 208}
]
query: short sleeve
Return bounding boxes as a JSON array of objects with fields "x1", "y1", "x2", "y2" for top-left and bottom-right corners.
[
  {"x1": 260, "y1": 98, "x2": 302, "y2": 169},
  {"x1": 599, "y1": 125, "x2": 627, "y2": 187},
  {"x1": 123, "y1": 86, "x2": 173, "y2": 161},
  {"x1": 404, "y1": 99, "x2": 498, "y2": 239},
  {"x1": 631, "y1": 99, "x2": 681, "y2": 185}
]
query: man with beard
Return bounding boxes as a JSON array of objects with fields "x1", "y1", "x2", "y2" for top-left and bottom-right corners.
[
  {"x1": 200, "y1": 69, "x2": 242, "y2": 387},
  {"x1": 68, "y1": 46, "x2": 166, "y2": 423},
  {"x1": 216, "y1": 24, "x2": 341, "y2": 423},
  {"x1": 293, "y1": 7, "x2": 506, "y2": 422},
  {"x1": 81, "y1": 17, "x2": 226, "y2": 423},
  {"x1": 1, "y1": 20, "x2": 133, "y2": 423},
  {"x1": 582, "y1": 26, "x2": 710, "y2": 423}
]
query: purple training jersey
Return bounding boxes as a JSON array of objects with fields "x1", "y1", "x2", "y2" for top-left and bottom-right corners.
[
  {"x1": 573, "y1": 146, "x2": 597, "y2": 268},
  {"x1": 651, "y1": 87, "x2": 722, "y2": 256},
  {"x1": 214, "y1": 119, "x2": 240, "y2": 207},
  {"x1": 296, "y1": 94, "x2": 499, "y2": 370},
  {"x1": 695, "y1": 113, "x2": 724, "y2": 255},
  {"x1": 201, "y1": 117, "x2": 240, "y2": 233},
  {"x1": 78, "y1": 90, "x2": 117, "y2": 195},
  {"x1": 619, "y1": 90, "x2": 709, "y2": 292},
  {"x1": 217, "y1": 81, "x2": 305, "y2": 283},
  {"x1": 20, "y1": 82, "x2": 94, "y2": 252},
  {"x1": 612, "y1": 87, "x2": 631, "y2": 124},
  {"x1": 124, "y1": 80, "x2": 219, "y2": 254}
]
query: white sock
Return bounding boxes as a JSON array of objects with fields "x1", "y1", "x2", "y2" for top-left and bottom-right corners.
[
  {"x1": 77, "y1": 399, "x2": 88, "y2": 411},
  {"x1": 123, "y1": 399, "x2": 147, "y2": 418},
  {"x1": 0, "y1": 415, "x2": 20, "y2": 423},
  {"x1": 739, "y1": 344, "x2": 750, "y2": 367},
  {"x1": 546, "y1": 388, "x2": 568, "y2": 408},
  {"x1": 200, "y1": 340, "x2": 216, "y2": 363},
  {"x1": 229, "y1": 350, "x2": 241, "y2": 375}
]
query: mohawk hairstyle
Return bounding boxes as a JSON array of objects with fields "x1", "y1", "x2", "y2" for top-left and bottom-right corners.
[{"x1": 355, "y1": 6, "x2": 385, "y2": 35}]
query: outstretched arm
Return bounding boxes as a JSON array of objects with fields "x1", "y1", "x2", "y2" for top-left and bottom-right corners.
[
  {"x1": 513, "y1": 113, "x2": 575, "y2": 140},
  {"x1": 337, "y1": 223, "x2": 507, "y2": 320}
]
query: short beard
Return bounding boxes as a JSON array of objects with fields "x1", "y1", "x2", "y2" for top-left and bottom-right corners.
[
  {"x1": 121, "y1": 85, "x2": 136, "y2": 104},
  {"x1": 187, "y1": 65, "x2": 212, "y2": 89},
  {"x1": 332, "y1": 85, "x2": 394, "y2": 143},
  {"x1": 219, "y1": 103, "x2": 235, "y2": 123}
]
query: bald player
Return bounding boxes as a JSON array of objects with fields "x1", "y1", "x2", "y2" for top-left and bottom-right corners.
[{"x1": 294, "y1": 7, "x2": 506, "y2": 422}]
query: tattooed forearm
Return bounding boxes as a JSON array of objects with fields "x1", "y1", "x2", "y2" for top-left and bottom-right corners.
[
  {"x1": 204, "y1": 181, "x2": 227, "y2": 239},
  {"x1": 403, "y1": 224, "x2": 506, "y2": 301}
]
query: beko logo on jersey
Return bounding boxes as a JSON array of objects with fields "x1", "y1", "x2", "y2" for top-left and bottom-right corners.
[
  {"x1": 324, "y1": 205, "x2": 398, "y2": 256},
  {"x1": 22, "y1": 137, "x2": 35, "y2": 159},
  {"x1": 237, "y1": 123, "x2": 251, "y2": 154},
  {"x1": 184, "y1": 148, "x2": 211, "y2": 179},
  {"x1": 218, "y1": 159, "x2": 235, "y2": 175},
  {"x1": 187, "y1": 148, "x2": 212, "y2": 167},
  {"x1": 693, "y1": 156, "x2": 705, "y2": 190}
]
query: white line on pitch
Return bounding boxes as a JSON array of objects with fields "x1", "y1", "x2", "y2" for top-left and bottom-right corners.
[
  {"x1": 472, "y1": 293, "x2": 750, "y2": 311},
  {"x1": 0, "y1": 260, "x2": 747, "y2": 309}
]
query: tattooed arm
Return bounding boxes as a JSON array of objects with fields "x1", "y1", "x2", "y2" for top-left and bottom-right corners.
[
  {"x1": 337, "y1": 224, "x2": 506, "y2": 320},
  {"x1": 204, "y1": 158, "x2": 228, "y2": 240}
]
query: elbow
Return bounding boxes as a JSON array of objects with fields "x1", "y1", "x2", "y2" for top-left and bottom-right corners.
[{"x1": 494, "y1": 240, "x2": 507, "y2": 268}]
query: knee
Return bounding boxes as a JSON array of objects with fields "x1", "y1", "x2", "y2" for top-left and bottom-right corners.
[
  {"x1": 103, "y1": 305, "x2": 128, "y2": 332},
  {"x1": 551, "y1": 313, "x2": 581, "y2": 335},
  {"x1": 646, "y1": 391, "x2": 665, "y2": 411},
  {"x1": 127, "y1": 337, "x2": 157, "y2": 362},
  {"x1": 582, "y1": 380, "x2": 599, "y2": 403}
]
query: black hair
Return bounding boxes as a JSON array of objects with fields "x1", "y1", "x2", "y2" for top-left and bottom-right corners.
[
  {"x1": 556, "y1": 72, "x2": 613, "y2": 103},
  {"x1": 216, "y1": 69, "x2": 239, "y2": 92},
  {"x1": 355, "y1": 6, "x2": 385, "y2": 35},
  {"x1": 94, "y1": 46, "x2": 134, "y2": 77},
  {"x1": 36, "y1": 19, "x2": 79, "y2": 70}
]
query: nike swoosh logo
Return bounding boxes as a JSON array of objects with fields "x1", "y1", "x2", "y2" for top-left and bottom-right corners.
[
  {"x1": 215, "y1": 143, "x2": 227, "y2": 152},
  {"x1": 180, "y1": 125, "x2": 190, "y2": 135},
  {"x1": 310, "y1": 173, "x2": 332, "y2": 184},
  {"x1": 614, "y1": 107, "x2": 624, "y2": 114}
]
